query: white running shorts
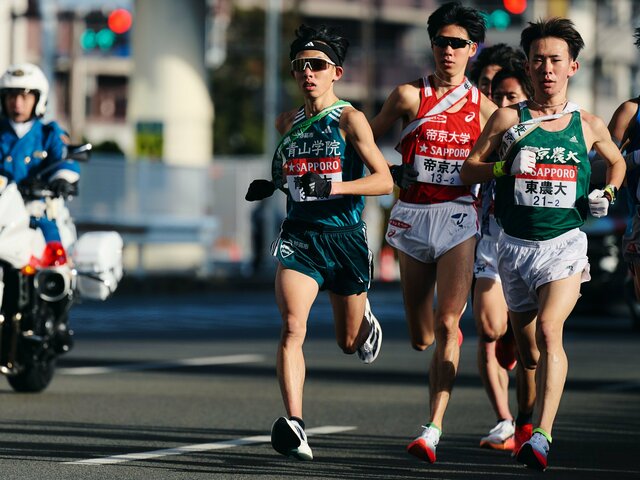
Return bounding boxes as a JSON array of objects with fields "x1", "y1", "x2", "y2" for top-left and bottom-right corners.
[
  {"x1": 385, "y1": 200, "x2": 479, "y2": 263},
  {"x1": 497, "y1": 228, "x2": 591, "y2": 312},
  {"x1": 474, "y1": 234, "x2": 501, "y2": 282}
]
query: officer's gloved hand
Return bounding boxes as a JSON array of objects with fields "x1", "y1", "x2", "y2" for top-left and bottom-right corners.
[
  {"x1": 390, "y1": 164, "x2": 419, "y2": 189},
  {"x1": 245, "y1": 179, "x2": 275, "y2": 201},
  {"x1": 49, "y1": 179, "x2": 77, "y2": 198},
  {"x1": 300, "y1": 172, "x2": 331, "y2": 199}
]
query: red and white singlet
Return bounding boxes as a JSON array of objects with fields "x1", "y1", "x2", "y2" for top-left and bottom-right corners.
[{"x1": 398, "y1": 75, "x2": 481, "y2": 205}]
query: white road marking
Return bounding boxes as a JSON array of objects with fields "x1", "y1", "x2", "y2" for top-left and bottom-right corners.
[
  {"x1": 58, "y1": 354, "x2": 265, "y2": 375},
  {"x1": 65, "y1": 425, "x2": 357, "y2": 465}
]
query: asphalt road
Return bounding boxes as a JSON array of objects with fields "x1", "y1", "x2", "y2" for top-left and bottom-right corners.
[{"x1": 0, "y1": 285, "x2": 637, "y2": 479}]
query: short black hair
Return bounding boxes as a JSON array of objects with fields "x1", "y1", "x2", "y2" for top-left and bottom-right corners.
[
  {"x1": 289, "y1": 24, "x2": 349, "y2": 65},
  {"x1": 521, "y1": 18, "x2": 585, "y2": 61},
  {"x1": 469, "y1": 43, "x2": 519, "y2": 84},
  {"x1": 634, "y1": 27, "x2": 640, "y2": 49},
  {"x1": 427, "y1": 1, "x2": 486, "y2": 44},
  {"x1": 491, "y1": 67, "x2": 534, "y2": 100}
]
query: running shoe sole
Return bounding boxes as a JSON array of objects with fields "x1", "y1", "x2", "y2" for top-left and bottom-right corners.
[
  {"x1": 517, "y1": 442, "x2": 547, "y2": 471},
  {"x1": 270, "y1": 417, "x2": 313, "y2": 461},
  {"x1": 407, "y1": 438, "x2": 436, "y2": 463},
  {"x1": 357, "y1": 301, "x2": 382, "y2": 364},
  {"x1": 480, "y1": 437, "x2": 515, "y2": 451}
]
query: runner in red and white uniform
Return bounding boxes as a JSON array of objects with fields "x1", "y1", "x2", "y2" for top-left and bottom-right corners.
[{"x1": 370, "y1": 1, "x2": 496, "y2": 463}]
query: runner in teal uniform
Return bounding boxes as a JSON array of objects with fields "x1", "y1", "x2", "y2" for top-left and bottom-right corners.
[
  {"x1": 245, "y1": 24, "x2": 393, "y2": 461},
  {"x1": 461, "y1": 18, "x2": 625, "y2": 471}
]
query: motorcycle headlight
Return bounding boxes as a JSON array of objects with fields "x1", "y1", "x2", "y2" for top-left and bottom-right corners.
[{"x1": 34, "y1": 267, "x2": 72, "y2": 302}]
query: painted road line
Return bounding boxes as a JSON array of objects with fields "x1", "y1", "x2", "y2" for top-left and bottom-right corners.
[
  {"x1": 58, "y1": 354, "x2": 265, "y2": 375},
  {"x1": 65, "y1": 425, "x2": 357, "y2": 465}
]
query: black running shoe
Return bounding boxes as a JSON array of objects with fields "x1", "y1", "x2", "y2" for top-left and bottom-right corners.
[{"x1": 270, "y1": 417, "x2": 313, "y2": 460}]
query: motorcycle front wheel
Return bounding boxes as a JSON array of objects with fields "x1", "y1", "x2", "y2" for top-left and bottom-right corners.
[{"x1": 7, "y1": 357, "x2": 56, "y2": 393}]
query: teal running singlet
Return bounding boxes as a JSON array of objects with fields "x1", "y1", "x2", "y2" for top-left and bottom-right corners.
[{"x1": 275, "y1": 101, "x2": 365, "y2": 228}]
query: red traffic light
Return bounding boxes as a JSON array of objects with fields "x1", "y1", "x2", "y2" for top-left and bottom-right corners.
[
  {"x1": 503, "y1": 0, "x2": 527, "y2": 15},
  {"x1": 107, "y1": 8, "x2": 132, "y2": 34}
]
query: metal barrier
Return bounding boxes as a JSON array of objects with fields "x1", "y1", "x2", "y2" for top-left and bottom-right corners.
[{"x1": 69, "y1": 156, "x2": 221, "y2": 275}]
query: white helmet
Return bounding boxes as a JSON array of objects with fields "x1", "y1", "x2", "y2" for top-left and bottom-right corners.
[{"x1": 0, "y1": 63, "x2": 49, "y2": 118}]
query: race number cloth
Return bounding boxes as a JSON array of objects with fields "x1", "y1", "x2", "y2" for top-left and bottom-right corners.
[
  {"x1": 397, "y1": 76, "x2": 481, "y2": 204},
  {"x1": 514, "y1": 163, "x2": 578, "y2": 208}
]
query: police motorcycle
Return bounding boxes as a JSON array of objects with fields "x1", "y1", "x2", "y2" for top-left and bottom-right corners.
[{"x1": 0, "y1": 143, "x2": 123, "y2": 392}]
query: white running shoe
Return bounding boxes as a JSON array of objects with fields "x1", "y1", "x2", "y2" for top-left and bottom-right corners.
[
  {"x1": 270, "y1": 417, "x2": 313, "y2": 461},
  {"x1": 356, "y1": 299, "x2": 382, "y2": 364},
  {"x1": 479, "y1": 419, "x2": 515, "y2": 451},
  {"x1": 407, "y1": 424, "x2": 440, "y2": 463}
]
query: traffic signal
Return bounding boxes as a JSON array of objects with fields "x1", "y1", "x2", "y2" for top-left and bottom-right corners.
[
  {"x1": 80, "y1": 9, "x2": 132, "y2": 56},
  {"x1": 482, "y1": 10, "x2": 511, "y2": 31},
  {"x1": 503, "y1": 0, "x2": 527, "y2": 14},
  {"x1": 108, "y1": 8, "x2": 133, "y2": 35}
]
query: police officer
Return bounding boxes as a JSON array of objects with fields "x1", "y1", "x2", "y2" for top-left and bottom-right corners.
[{"x1": 0, "y1": 62, "x2": 79, "y2": 242}]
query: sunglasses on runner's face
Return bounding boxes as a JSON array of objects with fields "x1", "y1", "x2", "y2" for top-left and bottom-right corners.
[
  {"x1": 291, "y1": 57, "x2": 336, "y2": 72},
  {"x1": 431, "y1": 36, "x2": 474, "y2": 49}
]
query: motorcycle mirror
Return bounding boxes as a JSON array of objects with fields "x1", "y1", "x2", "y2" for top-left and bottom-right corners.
[{"x1": 64, "y1": 143, "x2": 92, "y2": 162}]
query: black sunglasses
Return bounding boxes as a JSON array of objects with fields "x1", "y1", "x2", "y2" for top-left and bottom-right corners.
[
  {"x1": 291, "y1": 57, "x2": 336, "y2": 72},
  {"x1": 432, "y1": 36, "x2": 474, "y2": 49}
]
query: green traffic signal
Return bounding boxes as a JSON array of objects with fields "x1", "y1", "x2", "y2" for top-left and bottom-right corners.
[
  {"x1": 482, "y1": 9, "x2": 512, "y2": 31},
  {"x1": 80, "y1": 27, "x2": 116, "y2": 51},
  {"x1": 96, "y1": 28, "x2": 116, "y2": 50},
  {"x1": 491, "y1": 9, "x2": 511, "y2": 30},
  {"x1": 80, "y1": 28, "x2": 96, "y2": 50}
]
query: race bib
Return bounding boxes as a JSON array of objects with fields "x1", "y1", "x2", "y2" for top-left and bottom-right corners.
[
  {"x1": 514, "y1": 164, "x2": 577, "y2": 208},
  {"x1": 284, "y1": 157, "x2": 343, "y2": 202},
  {"x1": 413, "y1": 153, "x2": 464, "y2": 186}
]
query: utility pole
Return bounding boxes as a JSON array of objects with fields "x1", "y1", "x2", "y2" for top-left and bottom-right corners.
[
  {"x1": 69, "y1": 12, "x2": 86, "y2": 142},
  {"x1": 256, "y1": 0, "x2": 281, "y2": 277},
  {"x1": 361, "y1": 0, "x2": 375, "y2": 118},
  {"x1": 264, "y1": 0, "x2": 280, "y2": 156},
  {"x1": 39, "y1": 0, "x2": 57, "y2": 121}
]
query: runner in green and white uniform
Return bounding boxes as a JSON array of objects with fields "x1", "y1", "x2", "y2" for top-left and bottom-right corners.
[
  {"x1": 245, "y1": 24, "x2": 393, "y2": 462},
  {"x1": 461, "y1": 18, "x2": 625, "y2": 472},
  {"x1": 494, "y1": 103, "x2": 592, "y2": 242}
]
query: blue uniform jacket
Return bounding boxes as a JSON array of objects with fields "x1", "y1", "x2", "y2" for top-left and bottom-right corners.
[{"x1": 0, "y1": 118, "x2": 79, "y2": 184}]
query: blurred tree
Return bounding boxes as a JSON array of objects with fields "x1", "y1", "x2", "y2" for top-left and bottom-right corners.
[{"x1": 212, "y1": 6, "x2": 299, "y2": 155}]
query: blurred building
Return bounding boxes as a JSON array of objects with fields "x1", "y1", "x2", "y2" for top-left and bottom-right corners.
[
  {"x1": 0, "y1": 0, "x2": 639, "y2": 153},
  {"x1": 238, "y1": 0, "x2": 640, "y2": 145},
  {"x1": 0, "y1": 0, "x2": 133, "y2": 152}
]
